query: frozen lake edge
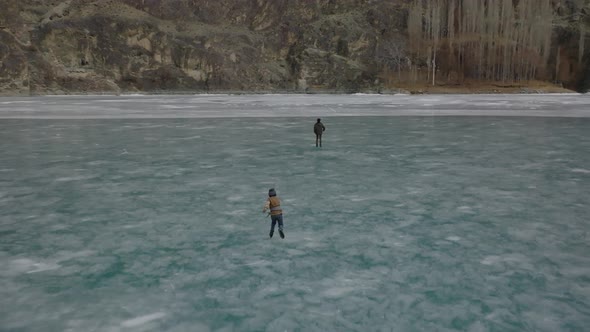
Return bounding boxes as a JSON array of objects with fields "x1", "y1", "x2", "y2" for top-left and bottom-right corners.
[{"x1": 0, "y1": 94, "x2": 589, "y2": 118}]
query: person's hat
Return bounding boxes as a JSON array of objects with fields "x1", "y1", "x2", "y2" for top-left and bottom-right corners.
[{"x1": 268, "y1": 188, "x2": 277, "y2": 197}]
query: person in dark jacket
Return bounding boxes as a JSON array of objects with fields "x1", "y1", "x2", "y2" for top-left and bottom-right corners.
[
  {"x1": 262, "y1": 188, "x2": 284, "y2": 239},
  {"x1": 314, "y1": 118, "x2": 326, "y2": 147}
]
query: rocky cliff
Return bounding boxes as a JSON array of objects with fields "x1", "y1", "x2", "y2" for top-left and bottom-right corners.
[{"x1": 0, "y1": 0, "x2": 588, "y2": 95}]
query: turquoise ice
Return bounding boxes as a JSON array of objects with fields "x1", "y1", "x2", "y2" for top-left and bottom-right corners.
[{"x1": 1, "y1": 95, "x2": 589, "y2": 331}]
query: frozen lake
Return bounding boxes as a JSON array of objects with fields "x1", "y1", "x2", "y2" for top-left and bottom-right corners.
[{"x1": 1, "y1": 94, "x2": 590, "y2": 331}]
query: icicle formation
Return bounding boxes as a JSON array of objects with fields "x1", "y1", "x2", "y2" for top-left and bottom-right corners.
[{"x1": 407, "y1": 0, "x2": 554, "y2": 83}]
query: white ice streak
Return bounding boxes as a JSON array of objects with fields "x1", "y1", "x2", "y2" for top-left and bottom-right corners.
[
  {"x1": 223, "y1": 209, "x2": 248, "y2": 216},
  {"x1": 3, "y1": 251, "x2": 96, "y2": 275},
  {"x1": 121, "y1": 312, "x2": 166, "y2": 328},
  {"x1": 227, "y1": 195, "x2": 243, "y2": 202},
  {"x1": 7, "y1": 259, "x2": 61, "y2": 274},
  {"x1": 177, "y1": 135, "x2": 202, "y2": 140},
  {"x1": 322, "y1": 286, "x2": 356, "y2": 298},
  {"x1": 457, "y1": 206, "x2": 475, "y2": 213},
  {"x1": 54, "y1": 175, "x2": 96, "y2": 182},
  {"x1": 242, "y1": 260, "x2": 270, "y2": 266},
  {"x1": 480, "y1": 253, "x2": 533, "y2": 268}
]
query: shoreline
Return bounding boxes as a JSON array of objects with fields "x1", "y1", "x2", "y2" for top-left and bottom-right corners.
[
  {"x1": 0, "y1": 92, "x2": 582, "y2": 98},
  {"x1": 0, "y1": 80, "x2": 578, "y2": 97},
  {"x1": 0, "y1": 89, "x2": 579, "y2": 97}
]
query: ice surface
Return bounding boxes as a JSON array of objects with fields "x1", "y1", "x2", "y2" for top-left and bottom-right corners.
[{"x1": 0, "y1": 95, "x2": 589, "y2": 331}]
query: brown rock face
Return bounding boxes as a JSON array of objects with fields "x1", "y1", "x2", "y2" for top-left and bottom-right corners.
[{"x1": 0, "y1": 0, "x2": 588, "y2": 95}]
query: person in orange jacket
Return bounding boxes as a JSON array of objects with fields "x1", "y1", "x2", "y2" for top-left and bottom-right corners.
[{"x1": 262, "y1": 188, "x2": 284, "y2": 239}]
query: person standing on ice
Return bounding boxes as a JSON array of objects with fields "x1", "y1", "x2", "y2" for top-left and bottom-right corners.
[
  {"x1": 314, "y1": 118, "x2": 326, "y2": 147},
  {"x1": 262, "y1": 188, "x2": 285, "y2": 239}
]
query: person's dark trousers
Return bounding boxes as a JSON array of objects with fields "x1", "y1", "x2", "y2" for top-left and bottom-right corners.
[
  {"x1": 270, "y1": 214, "x2": 283, "y2": 232},
  {"x1": 316, "y1": 134, "x2": 322, "y2": 147}
]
